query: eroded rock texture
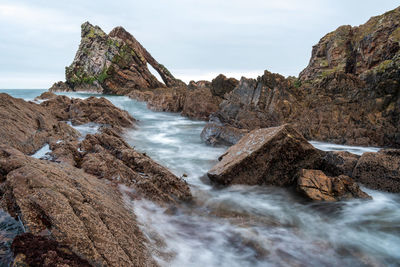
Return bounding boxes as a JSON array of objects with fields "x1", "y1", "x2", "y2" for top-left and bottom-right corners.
[
  {"x1": 0, "y1": 145, "x2": 157, "y2": 266},
  {"x1": 50, "y1": 22, "x2": 184, "y2": 94}
]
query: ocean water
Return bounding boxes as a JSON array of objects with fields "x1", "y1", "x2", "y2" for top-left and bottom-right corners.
[{"x1": 1, "y1": 89, "x2": 399, "y2": 267}]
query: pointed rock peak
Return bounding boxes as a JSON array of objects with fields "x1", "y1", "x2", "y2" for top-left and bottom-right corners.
[{"x1": 81, "y1": 21, "x2": 106, "y2": 39}]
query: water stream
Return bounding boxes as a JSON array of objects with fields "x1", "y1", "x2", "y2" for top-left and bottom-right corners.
[{"x1": 1, "y1": 90, "x2": 399, "y2": 266}]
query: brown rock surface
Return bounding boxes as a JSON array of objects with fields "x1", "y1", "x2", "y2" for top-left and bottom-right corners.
[
  {"x1": 297, "y1": 169, "x2": 371, "y2": 201},
  {"x1": 34, "y1": 91, "x2": 57, "y2": 101},
  {"x1": 11, "y1": 233, "x2": 91, "y2": 267},
  {"x1": 320, "y1": 151, "x2": 360, "y2": 177},
  {"x1": 79, "y1": 128, "x2": 192, "y2": 204},
  {"x1": 353, "y1": 149, "x2": 400, "y2": 193},
  {"x1": 41, "y1": 95, "x2": 135, "y2": 132},
  {"x1": 210, "y1": 74, "x2": 239, "y2": 98},
  {"x1": 207, "y1": 124, "x2": 323, "y2": 186},
  {"x1": 0, "y1": 93, "x2": 79, "y2": 155},
  {"x1": 200, "y1": 123, "x2": 249, "y2": 146},
  {"x1": 182, "y1": 87, "x2": 222, "y2": 120},
  {"x1": 0, "y1": 145, "x2": 157, "y2": 266}
]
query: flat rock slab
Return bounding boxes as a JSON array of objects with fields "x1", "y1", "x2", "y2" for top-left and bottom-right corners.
[{"x1": 207, "y1": 124, "x2": 323, "y2": 186}]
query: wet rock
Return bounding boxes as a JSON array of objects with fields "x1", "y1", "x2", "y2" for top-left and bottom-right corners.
[
  {"x1": 207, "y1": 124, "x2": 323, "y2": 186},
  {"x1": 210, "y1": 74, "x2": 239, "y2": 98},
  {"x1": 41, "y1": 95, "x2": 135, "y2": 132},
  {"x1": 54, "y1": 22, "x2": 183, "y2": 95},
  {"x1": 297, "y1": 169, "x2": 371, "y2": 201},
  {"x1": 0, "y1": 145, "x2": 157, "y2": 266},
  {"x1": 11, "y1": 233, "x2": 91, "y2": 267},
  {"x1": 320, "y1": 151, "x2": 360, "y2": 177},
  {"x1": 353, "y1": 149, "x2": 400, "y2": 193},
  {"x1": 200, "y1": 123, "x2": 249, "y2": 146},
  {"x1": 182, "y1": 88, "x2": 222, "y2": 120},
  {"x1": 79, "y1": 128, "x2": 192, "y2": 204},
  {"x1": 0, "y1": 93, "x2": 79, "y2": 155}
]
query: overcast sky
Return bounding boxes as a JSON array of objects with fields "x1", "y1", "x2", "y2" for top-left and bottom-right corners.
[{"x1": 1, "y1": 0, "x2": 399, "y2": 88}]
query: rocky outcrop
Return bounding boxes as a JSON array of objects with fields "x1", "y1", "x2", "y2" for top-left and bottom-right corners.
[
  {"x1": 0, "y1": 93, "x2": 79, "y2": 155},
  {"x1": 297, "y1": 169, "x2": 371, "y2": 201},
  {"x1": 11, "y1": 233, "x2": 91, "y2": 267},
  {"x1": 129, "y1": 86, "x2": 223, "y2": 120},
  {"x1": 34, "y1": 91, "x2": 57, "y2": 101},
  {"x1": 353, "y1": 149, "x2": 400, "y2": 193},
  {"x1": 0, "y1": 145, "x2": 157, "y2": 266},
  {"x1": 200, "y1": 122, "x2": 249, "y2": 146},
  {"x1": 51, "y1": 22, "x2": 184, "y2": 95},
  {"x1": 207, "y1": 124, "x2": 323, "y2": 186},
  {"x1": 49, "y1": 81, "x2": 72, "y2": 92},
  {"x1": 181, "y1": 88, "x2": 222, "y2": 120},
  {"x1": 206, "y1": 7, "x2": 400, "y2": 148},
  {"x1": 40, "y1": 95, "x2": 135, "y2": 132},
  {"x1": 210, "y1": 74, "x2": 239, "y2": 98}
]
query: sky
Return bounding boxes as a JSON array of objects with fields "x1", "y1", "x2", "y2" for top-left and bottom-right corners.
[{"x1": 0, "y1": 1, "x2": 399, "y2": 89}]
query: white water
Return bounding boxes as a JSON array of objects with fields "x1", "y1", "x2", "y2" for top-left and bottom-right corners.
[{"x1": 4, "y1": 90, "x2": 400, "y2": 266}]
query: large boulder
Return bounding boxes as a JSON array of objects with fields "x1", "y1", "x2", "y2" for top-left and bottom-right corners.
[
  {"x1": 207, "y1": 124, "x2": 323, "y2": 186},
  {"x1": 297, "y1": 169, "x2": 371, "y2": 201},
  {"x1": 52, "y1": 22, "x2": 184, "y2": 95},
  {"x1": 0, "y1": 145, "x2": 157, "y2": 266},
  {"x1": 320, "y1": 151, "x2": 360, "y2": 177},
  {"x1": 353, "y1": 149, "x2": 400, "y2": 193},
  {"x1": 0, "y1": 93, "x2": 79, "y2": 155}
]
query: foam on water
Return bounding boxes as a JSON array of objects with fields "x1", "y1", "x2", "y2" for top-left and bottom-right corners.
[
  {"x1": 31, "y1": 144, "x2": 51, "y2": 159},
  {"x1": 310, "y1": 141, "x2": 381, "y2": 155},
  {"x1": 3, "y1": 90, "x2": 399, "y2": 266}
]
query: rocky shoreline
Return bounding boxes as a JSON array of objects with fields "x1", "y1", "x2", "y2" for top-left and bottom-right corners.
[{"x1": 1, "y1": 4, "x2": 399, "y2": 267}]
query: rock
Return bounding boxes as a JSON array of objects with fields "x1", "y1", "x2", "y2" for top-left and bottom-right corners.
[
  {"x1": 188, "y1": 80, "x2": 211, "y2": 90},
  {"x1": 56, "y1": 22, "x2": 183, "y2": 95},
  {"x1": 200, "y1": 123, "x2": 249, "y2": 146},
  {"x1": 320, "y1": 151, "x2": 360, "y2": 177},
  {"x1": 0, "y1": 93, "x2": 80, "y2": 155},
  {"x1": 0, "y1": 145, "x2": 157, "y2": 266},
  {"x1": 41, "y1": 95, "x2": 135, "y2": 132},
  {"x1": 297, "y1": 169, "x2": 371, "y2": 201},
  {"x1": 34, "y1": 91, "x2": 57, "y2": 101},
  {"x1": 79, "y1": 128, "x2": 192, "y2": 204},
  {"x1": 11, "y1": 233, "x2": 91, "y2": 267},
  {"x1": 353, "y1": 149, "x2": 400, "y2": 193},
  {"x1": 49, "y1": 81, "x2": 72, "y2": 92},
  {"x1": 215, "y1": 71, "x2": 300, "y2": 130},
  {"x1": 207, "y1": 124, "x2": 323, "y2": 186},
  {"x1": 210, "y1": 74, "x2": 239, "y2": 98},
  {"x1": 182, "y1": 87, "x2": 222, "y2": 120}
]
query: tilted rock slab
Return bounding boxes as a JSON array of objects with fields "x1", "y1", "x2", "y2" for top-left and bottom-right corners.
[{"x1": 207, "y1": 124, "x2": 323, "y2": 186}]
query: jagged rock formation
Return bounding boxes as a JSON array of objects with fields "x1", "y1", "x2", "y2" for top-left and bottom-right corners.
[
  {"x1": 208, "y1": 6, "x2": 400, "y2": 148},
  {"x1": 50, "y1": 22, "x2": 184, "y2": 94},
  {"x1": 0, "y1": 93, "x2": 79, "y2": 155}
]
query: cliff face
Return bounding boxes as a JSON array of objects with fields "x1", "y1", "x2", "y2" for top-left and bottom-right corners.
[
  {"x1": 53, "y1": 22, "x2": 184, "y2": 94},
  {"x1": 213, "y1": 6, "x2": 400, "y2": 148}
]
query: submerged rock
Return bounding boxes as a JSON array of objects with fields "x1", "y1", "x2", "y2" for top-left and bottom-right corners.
[
  {"x1": 0, "y1": 93, "x2": 79, "y2": 155},
  {"x1": 0, "y1": 145, "x2": 157, "y2": 266},
  {"x1": 297, "y1": 169, "x2": 371, "y2": 201},
  {"x1": 207, "y1": 124, "x2": 323, "y2": 186},
  {"x1": 200, "y1": 123, "x2": 249, "y2": 146},
  {"x1": 353, "y1": 149, "x2": 400, "y2": 193}
]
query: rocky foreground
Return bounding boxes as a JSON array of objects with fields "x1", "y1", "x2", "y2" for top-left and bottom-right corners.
[{"x1": 0, "y1": 93, "x2": 191, "y2": 266}]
